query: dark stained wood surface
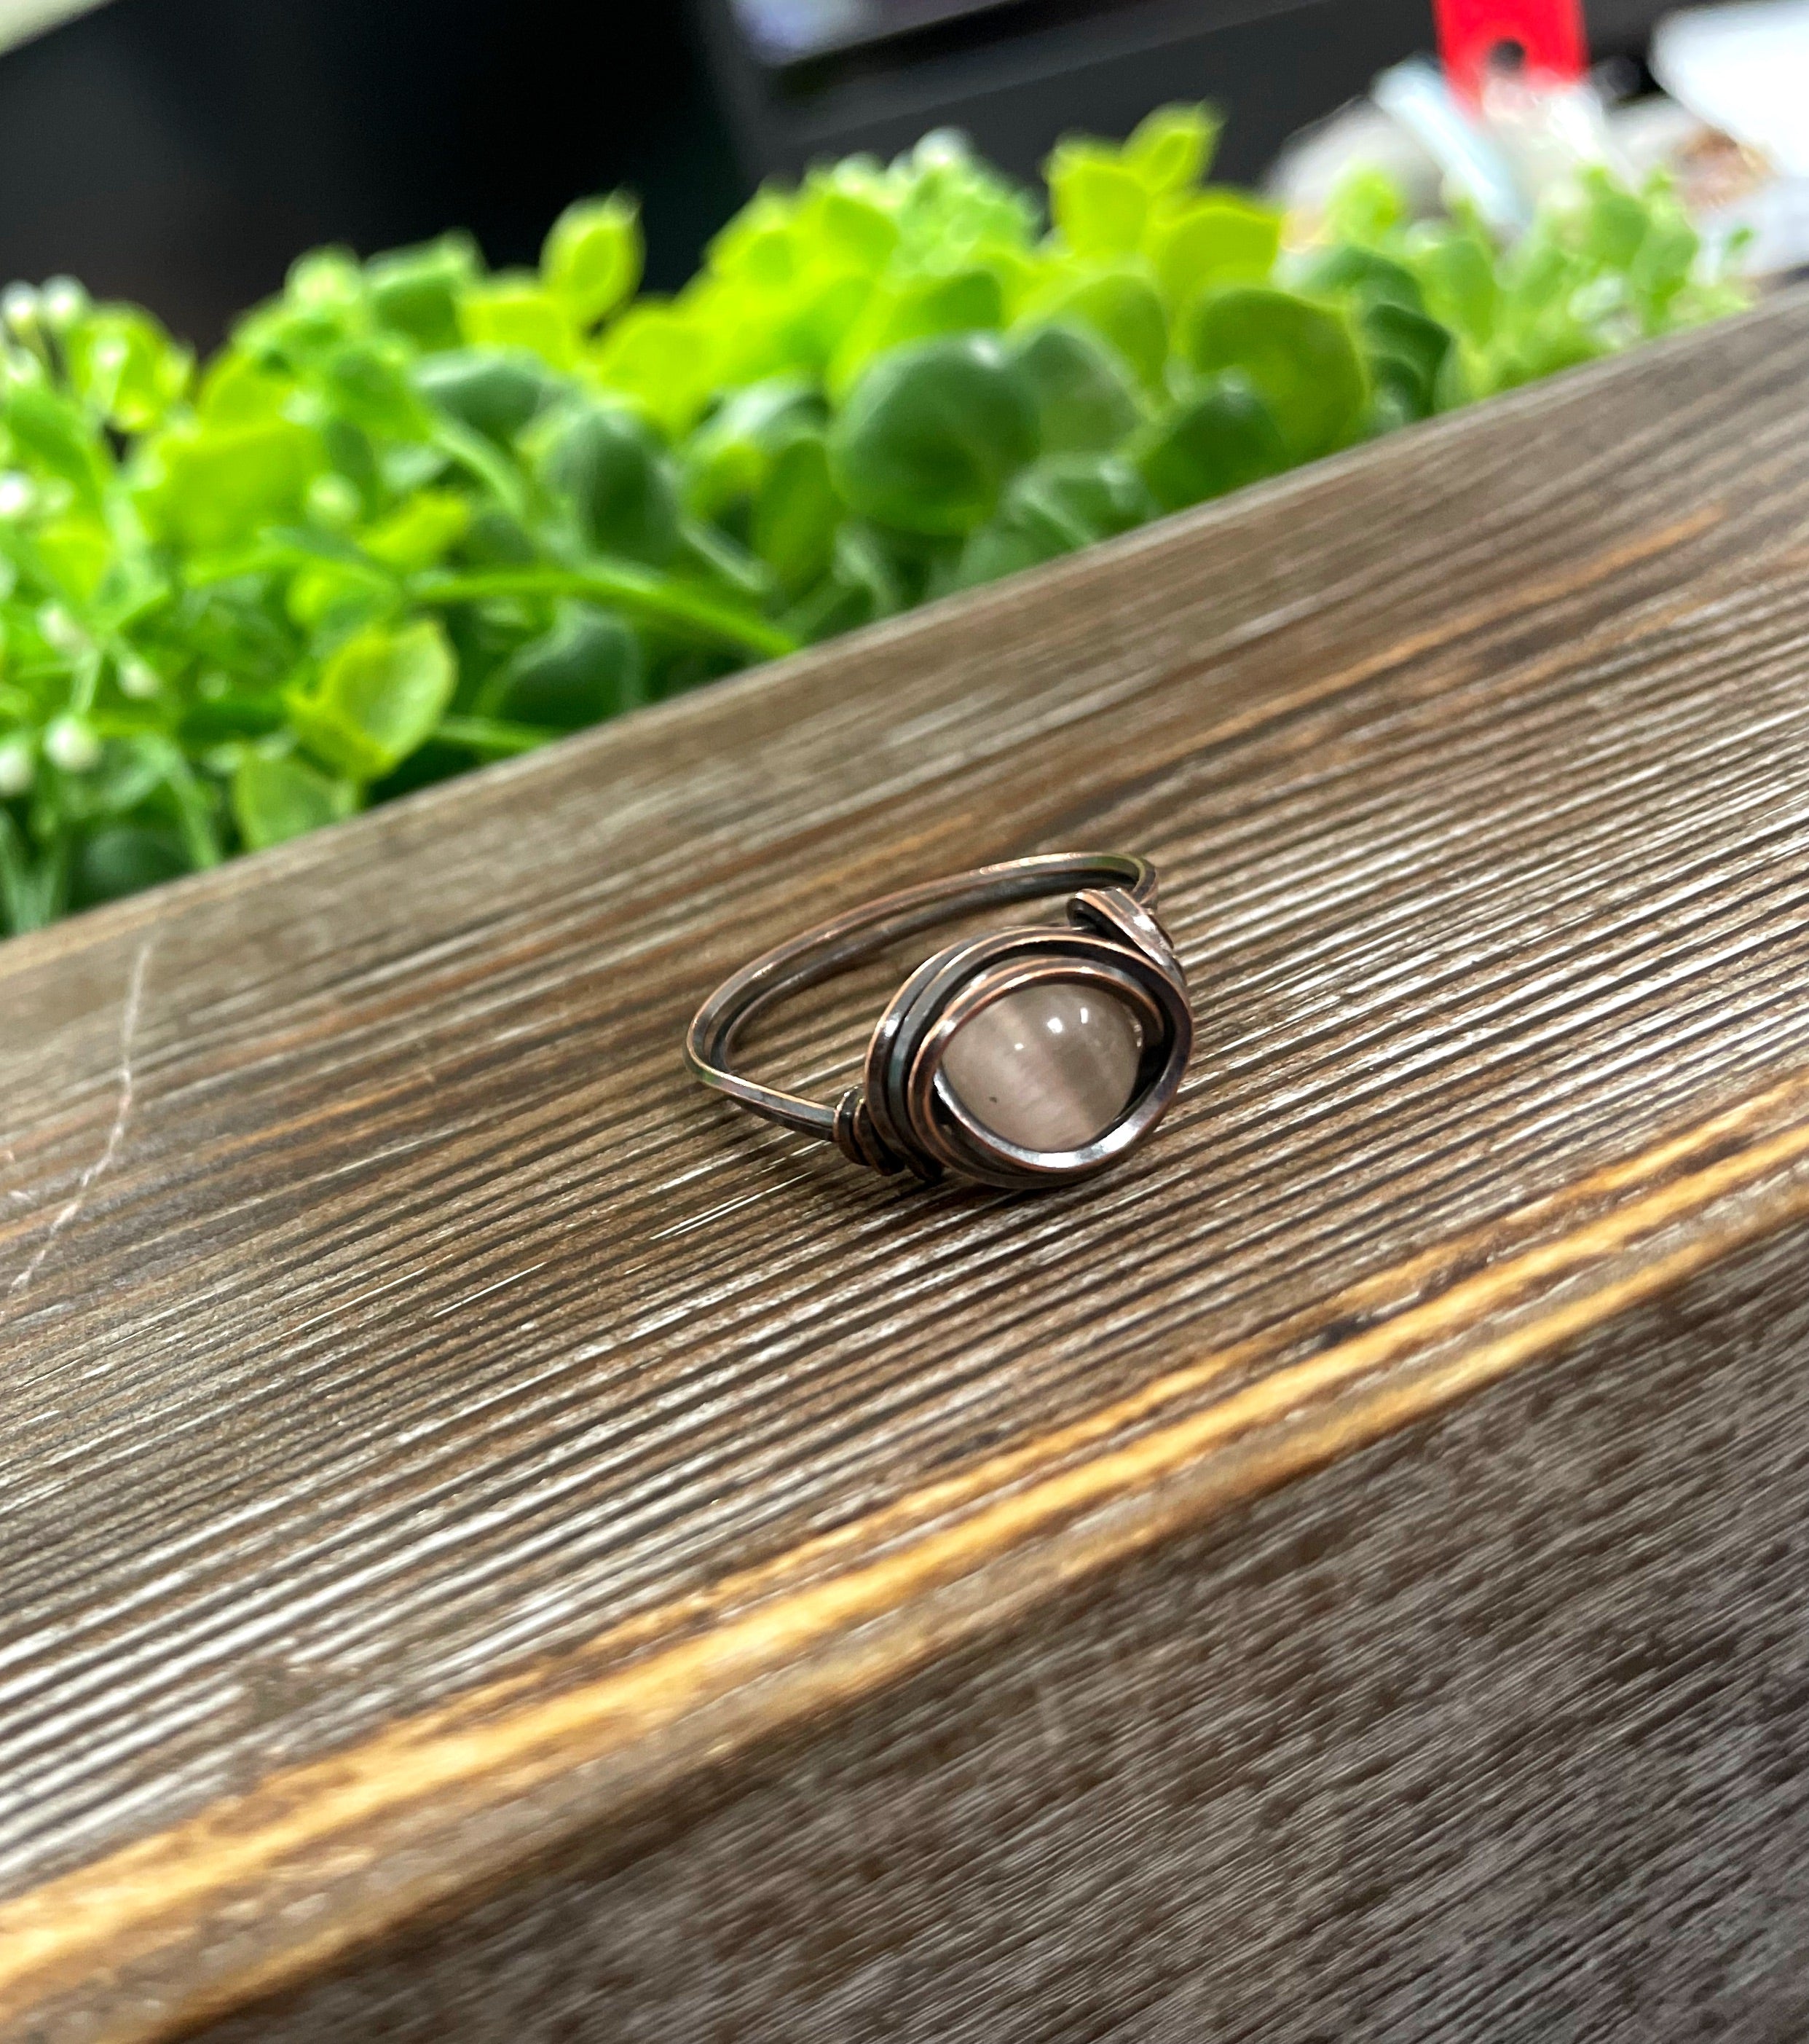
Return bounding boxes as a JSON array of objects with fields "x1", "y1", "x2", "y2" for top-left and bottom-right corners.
[
  {"x1": 5, "y1": 292, "x2": 1809, "y2": 2038},
  {"x1": 194, "y1": 1211, "x2": 1809, "y2": 2044}
]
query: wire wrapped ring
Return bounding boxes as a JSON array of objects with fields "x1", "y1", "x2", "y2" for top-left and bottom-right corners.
[{"x1": 685, "y1": 853, "x2": 1194, "y2": 1190}]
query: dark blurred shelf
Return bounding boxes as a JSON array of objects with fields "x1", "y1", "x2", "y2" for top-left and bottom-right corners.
[
  {"x1": 695, "y1": 0, "x2": 1681, "y2": 188},
  {"x1": 726, "y1": 0, "x2": 1029, "y2": 68},
  {"x1": 0, "y1": 0, "x2": 745, "y2": 347}
]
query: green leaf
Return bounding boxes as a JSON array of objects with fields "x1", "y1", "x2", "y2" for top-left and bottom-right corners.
[
  {"x1": 231, "y1": 248, "x2": 366, "y2": 370},
  {"x1": 34, "y1": 515, "x2": 114, "y2": 603},
  {"x1": 413, "y1": 348, "x2": 552, "y2": 446},
  {"x1": 3, "y1": 383, "x2": 112, "y2": 512},
  {"x1": 1182, "y1": 287, "x2": 1368, "y2": 463},
  {"x1": 459, "y1": 275, "x2": 580, "y2": 370},
  {"x1": 1011, "y1": 452, "x2": 1156, "y2": 543},
  {"x1": 1135, "y1": 374, "x2": 1288, "y2": 511},
  {"x1": 1122, "y1": 104, "x2": 1220, "y2": 195},
  {"x1": 827, "y1": 267, "x2": 1006, "y2": 399},
  {"x1": 320, "y1": 338, "x2": 432, "y2": 439},
  {"x1": 1147, "y1": 196, "x2": 1282, "y2": 310},
  {"x1": 360, "y1": 490, "x2": 471, "y2": 573},
  {"x1": 955, "y1": 517, "x2": 1066, "y2": 590},
  {"x1": 284, "y1": 559, "x2": 395, "y2": 635},
  {"x1": 1359, "y1": 301, "x2": 1452, "y2": 424},
  {"x1": 1402, "y1": 226, "x2": 1498, "y2": 345},
  {"x1": 1501, "y1": 235, "x2": 1575, "y2": 323},
  {"x1": 683, "y1": 272, "x2": 838, "y2": 389},
  {"x1": 1578, "y1": 171, "x2": 1650, "y2": 270},
  {"x1": 1325, "y1": 166, "x2": 1408, "y2": 247},
  {"x1": 1290, "y1": 243, "x2": 1425, "y2": 315},
  {"x1": 196, "y1": 352, "x2": 293, "y2": 425},
  {"x1": 288, "y1": 246, "x2": 365, "y2": 313},
  {"x1": 289, "y1": 618, "x2": 457, "y2": 781},
  {"x1": 958, "y1": 449, "x2": 1156, "y2": 588},
  {"x1": 138, "y1": 417, "x2": 324, "y2": 551},
  {"x1": 706, "y1": 187, "x2": 802, "y2": 289},
  {"x1": 543, "y1": 194, "x2": 644, "y2": 326},
  {"x1": 829, "y1": 333, "x2": 1040, "y2": 538},
  {"x1": 1014, "y1": 264, "x2": 1169, "y2": 390},
  {"x1": 752, "y1": 432, "x2": 841, "y2": 597},
  {"x1": 489, "y1": 604, "x2": 644, "y2": 728},
  {"x1": 1491, "y1": 315, "x2": 1604, "y2": 388},
  {"x1": 367, "y1": 233, "x2": 481, "y2": 351},
  {"x1": 1628, "y1": 199, "x2": 1700, "y2": 328},
  {"x1": 231, "y1": 752, "x2": 357, "y2": 850},
  {"x1": 587, "y1": 301, "x2": 718, "y2": 441},
  {"x1": 68, "y1": 825, "x2": 192, "y2": 908},
  {"x1": 540, "y1": 405, "x2": 681, "y2": 565},
  {"x1": 680, "y1": 377, "x2": 822, "y2": 522},
  {"x1": 1009, "y1": 323, "x2": 1141, "y2": 455},
  {"x1": 798, "y1": 176, "x2": 899, "y2": 275},
  {"x1": 1046, "y1": 141, "x2": 1151, "y2": 257},
  {"x1": 63, "y1": 307, "x2": 192, "y2": 432}
]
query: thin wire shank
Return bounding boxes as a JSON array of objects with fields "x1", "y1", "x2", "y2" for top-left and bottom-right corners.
[{"x1": 685, "y1": 855, "x2": 1157, "y2": 1143}]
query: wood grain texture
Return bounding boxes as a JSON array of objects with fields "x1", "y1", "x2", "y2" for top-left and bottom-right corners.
[
  {"x1": 189, "y1": 1209, "x2": 1809, "y2": 2044},
  {"x1": 4, "y1": 293, "x2": 1809, "y2": 2038}
]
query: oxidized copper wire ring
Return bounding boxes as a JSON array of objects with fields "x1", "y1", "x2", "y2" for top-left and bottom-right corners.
[{"x1": 685, "y1": 853, "x2": 1194, "y2": 1190}]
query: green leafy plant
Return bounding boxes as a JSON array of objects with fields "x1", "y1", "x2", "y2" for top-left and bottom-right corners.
[{"x1": 0, "y1": 109, "x2": 1746, "y2": 936}]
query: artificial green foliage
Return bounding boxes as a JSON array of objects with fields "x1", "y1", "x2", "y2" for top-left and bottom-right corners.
[
  {"x1": 0, "y1": 112, "x2": 1747, "y2": 935},
  {"x1": 1310, "y1": 164, "x2": 1749, "y2": 402}
]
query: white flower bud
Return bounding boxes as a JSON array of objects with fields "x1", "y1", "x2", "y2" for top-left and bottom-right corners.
[
  {"x1": 36, "y1": 604, "x2": 86, "y2": 658},
  {"x1": 118, "y1": 656, "x2": 162, "y2": 701},
  {"x1": 44, "y1": 715, "x2": 100, "y2": 774},
  {"x1": 87, "y1": 333, "x2": 128, "y2": 381},
  {"x1": 0, "y1": 739, "x2": 33, "y2": 798},
  {"x1": 1, "y1": 283, "x2": 39, "y2": 335},
  {"x1": 38, "y1": 277, "x2": 87, "y2": 329},
  {"x1": 305, "y1": 472, "x2": 362, "y2": 529},
  {"x1": 288, "y1": 251, "x2": 360, "y2": 309},
  {"x1": 913, "y1": 129, "x2": 970, "y2": 169}
]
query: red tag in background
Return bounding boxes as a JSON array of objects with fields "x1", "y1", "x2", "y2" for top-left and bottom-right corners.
[{"x1": 1432, "y1": 0, "x2": 1588, "y2": 102}]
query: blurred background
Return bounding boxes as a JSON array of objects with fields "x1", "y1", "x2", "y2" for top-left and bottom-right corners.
[{"x1": 0, "y1": 0, "x2": 1681, "y2": 348}]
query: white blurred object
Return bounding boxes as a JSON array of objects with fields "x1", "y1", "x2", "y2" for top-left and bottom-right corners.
[
  {"x1": 1471, "y1": 67, "x2": 1629, "y2": 192},
  {"x1": 1266, "y1": 100, "x2": 1446, "y2": 226},
  {"x1": 1653, "y1": 1, "x2": 1809, "y2": 273},
  {"x1": 1372, "y1": 55, "x2": 1532, "y2": 234},
  {"x1": 1652, "y1": 1, "x2": 1809, "y2": 177},
  {"x1": 0, "y1": 0, "x2": 109, "y2": 55},
  {"x1": 1367, "y1": 55, "x2": 1626, "y2": 234}
]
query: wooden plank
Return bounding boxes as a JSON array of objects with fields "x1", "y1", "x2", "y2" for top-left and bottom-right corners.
[
  {"x1": 190, "y1": 1209, "x2": 1809, "y2": 2043},
  {"x1": 4, "y1": 291, "x2": 1809, "y2": 2038}
]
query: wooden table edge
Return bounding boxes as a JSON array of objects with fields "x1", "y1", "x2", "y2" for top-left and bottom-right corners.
[{"x1": 7, "y1": 1060, "x2": 1809, "y2": 2042}]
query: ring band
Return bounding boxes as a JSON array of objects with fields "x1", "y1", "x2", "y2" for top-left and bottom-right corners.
[{"x1": 685, "y1": 853, "x2": 1194, "y2": 1190}]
